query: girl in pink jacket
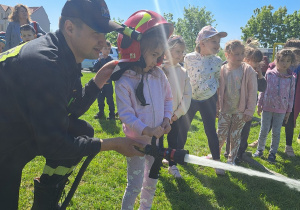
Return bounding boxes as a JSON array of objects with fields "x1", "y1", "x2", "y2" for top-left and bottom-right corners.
[
  {"x1": 253, "y1": 49, "x2": 296, "y2": 163},
  {"x1": 110, "y1": 10, "x2": 173, "y2": 210},
  {"x1": 218, "y1": 40, "x2": 258, "y2": 165}
]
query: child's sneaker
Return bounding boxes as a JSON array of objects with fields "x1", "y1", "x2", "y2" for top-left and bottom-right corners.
[
  {"x1": 214, "y1": 160, "x2": 225, "y2": 176},
  {"x1": 285, "y1": 145, "x2": 295, "y2": 157},
  {"x1": 227, "y1": 161, "x2": 236, "y2": 166},
  {"x1": 168, "y1": 165, "x2": 182, "y2": 178},
  {"x1": 249, "y1": 140, "x2": 258, "y2": 147},
  {"x1": 214, "y1": 168, "x2": 225, "y2": 175},
  {"x1": 267, "y1": 153, "x2": 276, "y2": 163},
  {"x1": 205, "y1": 154, "x2": 212, "y2": 159},
  {"x1": 162, "y1": 159, "x2": 169, "y2": 165},
  {"x1": 252, "y1": 150, "x2": 263, "y2": 158}
]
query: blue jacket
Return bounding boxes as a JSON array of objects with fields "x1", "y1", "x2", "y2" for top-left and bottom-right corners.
[{"x1": 4, "y1": 21, "x2": 46, "y2": 51}]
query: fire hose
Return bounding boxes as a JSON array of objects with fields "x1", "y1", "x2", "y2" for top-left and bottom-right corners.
[{"x1": 135, "y1": 136, "x2": 189, "y2": 179}]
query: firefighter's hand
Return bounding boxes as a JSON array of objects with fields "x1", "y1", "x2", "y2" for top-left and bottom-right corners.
[
  {"x1": 100, "y1": 137, "x2": 145, "y2": 157},
  {"x1": 93, "y1": 60, "x2": 118, "y2": 89}
]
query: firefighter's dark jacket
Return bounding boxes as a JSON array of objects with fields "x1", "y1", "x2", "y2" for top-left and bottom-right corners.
[{"x1": 0, "y1": 31, "x2": 102, "y2": 160}]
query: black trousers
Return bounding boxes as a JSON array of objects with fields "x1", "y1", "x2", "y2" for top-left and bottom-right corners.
[
  {"x1": 284, "y1": 108, "x2": 295, "y2": 146},
  {"x1": 97, "y1": 82, "x2": 115, "y2": 117},
  {"x1": 0, "y1": 118, "x2": 94, "y2": 209},
  {"x1": 177, "y1": 94, "x2": 220, "y2": 160},
  {"x1": 40, "y1": 118, "x2": 94, "y2": 184},
  {"x1": 166, "y1": 112, "x2": 191, "y2": 166},
  {"x1": 0, "y1": 123, "x2": 37, "y2": 210}
]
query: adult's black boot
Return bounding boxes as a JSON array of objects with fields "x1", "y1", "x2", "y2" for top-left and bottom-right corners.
[{"x1": 31, "y1": 177, "x2": 68, "y2": 210}]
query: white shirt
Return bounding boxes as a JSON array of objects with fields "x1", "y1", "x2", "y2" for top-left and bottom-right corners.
[{"x1": 184, "y1": 52, "x2": 223, "y2": 101}]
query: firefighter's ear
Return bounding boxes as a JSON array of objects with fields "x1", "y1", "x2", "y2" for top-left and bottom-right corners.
[{"x1": 64, "y1": 19, "x2": 75, "y2": 35}]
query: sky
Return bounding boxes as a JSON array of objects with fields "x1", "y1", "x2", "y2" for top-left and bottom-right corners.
[{"x1": 2, "y1": 0, "x2": 300, "y2": 48}]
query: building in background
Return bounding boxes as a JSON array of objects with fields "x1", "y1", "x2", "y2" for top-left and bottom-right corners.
[
  {"x1": 29, "y1": 6, "x2": 50, "y2": 32},
  {"x1": 0, "y1": 4, "x2": 11, "y2": 32},
  {"x1": 0, "y1": 4, "x2": 50, "y2": 33}
]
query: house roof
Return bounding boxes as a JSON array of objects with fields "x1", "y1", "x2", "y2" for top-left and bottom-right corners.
[
  {"x1": 0, "y1": 4, "x2": 41, "y2": 14},
  {"x1": 0, "y1": 4, "x2": 12, "y2": 12},
  {"x1": 29, "y1": 7, "x2": 41, "y2": 13}
]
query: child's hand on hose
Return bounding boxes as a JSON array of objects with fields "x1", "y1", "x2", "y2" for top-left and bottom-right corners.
[
  {"x1": 142, "y1": 126, "x2": 164, "y2": 138},
  {"x1": 284, "y1": 112, "x2": 290, "y2": 124},
  {"x1": 257, "y1": 107, "x2": 262, "y2": 116},
  {"x1": 170, "y1": 114, "x2": 178, "y2": 124},
  {"x1": 243, "y1": 114, "x2": 252, "y2": 122},
  {"x1": 161, "y1": 117, "x2": 171, "y2": 134}
]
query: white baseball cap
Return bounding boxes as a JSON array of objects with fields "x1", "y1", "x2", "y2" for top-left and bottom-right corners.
[{"x1": 196, "y1": 25, "x2": 227, "y2": 43}]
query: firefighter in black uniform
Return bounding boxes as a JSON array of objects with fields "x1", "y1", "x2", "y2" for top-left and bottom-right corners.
[{"x1": 0, "y1": 0, "x2": 144, "y2": 209}]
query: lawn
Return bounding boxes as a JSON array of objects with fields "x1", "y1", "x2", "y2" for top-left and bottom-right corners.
[{"x1": 19, "y1": 72, "x2": 300, "y2": 209}]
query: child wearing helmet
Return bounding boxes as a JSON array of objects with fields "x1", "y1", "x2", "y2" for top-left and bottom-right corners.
[{"x1": 111, "y1": 10, "x2": 174, "y2": 209}]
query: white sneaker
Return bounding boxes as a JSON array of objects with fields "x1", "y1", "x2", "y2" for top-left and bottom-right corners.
[
  {"x1": 285, "y1": 145, "x2": 295, "y2": 157},
  {"x1": 168, "y1": 165, "x2": 182, "y2": 178},
  {"x1": 162, "y1": 159, "x2": 169, "y2": 165}
]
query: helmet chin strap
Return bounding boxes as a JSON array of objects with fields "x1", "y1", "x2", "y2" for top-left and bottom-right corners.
[
  {"x1": 139, "y1": 56, "x2": 147, "y2": 68},
  {"x1": 110, "y1": 55, "x2": 147, "y2": 81}
]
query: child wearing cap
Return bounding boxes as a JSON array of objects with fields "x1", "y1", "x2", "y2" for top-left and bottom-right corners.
[
  {"x1": 180, "y1": 25, "x2": 227, "y2": 175},
  {"x1": 0, "y1": 39, "x2": 5, "y2": 53}
]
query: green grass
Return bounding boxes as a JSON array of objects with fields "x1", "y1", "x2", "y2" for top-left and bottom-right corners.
[{"x1": 19, "y1": 72, "x2": 300, "y2": 209}]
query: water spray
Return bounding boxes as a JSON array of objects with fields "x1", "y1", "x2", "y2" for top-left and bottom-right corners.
[{"x1": 137, "y1": 136, "x2": 300, "y2": 192}]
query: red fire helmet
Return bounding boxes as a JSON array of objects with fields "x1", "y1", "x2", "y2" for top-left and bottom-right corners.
[{"x1": 117, "y1": 10, "x2": 174, "y2": 64}]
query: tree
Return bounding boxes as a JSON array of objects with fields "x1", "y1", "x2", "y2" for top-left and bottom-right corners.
[
  {"x1": 163, "y1": 13, "x2": 176, "y2": 28},
  {"x1": 285, "y1": 10, "x2": 300, "y2": 39},
  {"x1": 241, "y1": 5, "x2": 295, "y2": 48},
  {"x1": 217, "y1": 48, "x2": 225, "y2": 61},
  {"x1": 175, "y1": 5, "x2": 215, "y2": 52}
]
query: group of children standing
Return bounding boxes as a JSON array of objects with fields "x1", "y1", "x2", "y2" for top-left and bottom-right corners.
[{"x1": 90, "y1": 10, "x2": 299, "y2": 210}]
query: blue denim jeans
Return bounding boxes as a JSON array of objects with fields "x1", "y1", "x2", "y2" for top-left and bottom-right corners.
[{"x1": 257, "y1": 111, "x2": 285, "y2": 154}]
